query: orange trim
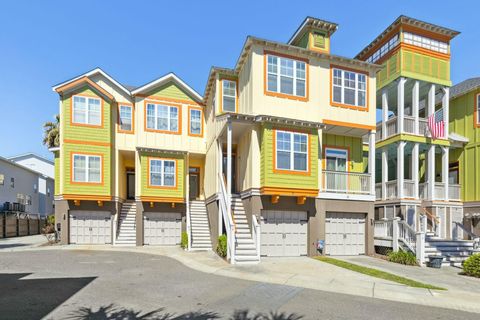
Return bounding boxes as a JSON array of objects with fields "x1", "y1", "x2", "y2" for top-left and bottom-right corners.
[
  {"x1": 63, "y1": 139, "x2": 111, "y2": 147},
  {"x1": 147, "y1": 157, "x2": 179, "y2": 190},
  {"x1": 219, "y1": 78, "x2": 239, "y2": 113},
  {"x1": 261, "y1": 186, "x2": 318, "y2": 197},
  {"x1": 323, "y1": 119, "x2": 375, "y2": 131},
  {"x1": 70, "y1": 94, "x2": 105, "y2": 128},
  {"x1": 263, "y1": 50, "x2": 309, "y2": 102},
  {"x1": 401, "y1": 24, "x2": 452, "y2": 43},
  {"x1": 475, "y1": 93, "x2": 480, "y2": 128},
  {"x1": 140, "y1": 196, "x2": 185, "y2": 203},
  {"x1": 272, "y1": 128, "x2": 311, "y2": 176},
  {"x1": 143, "y1": 100, "x2": 182, "y2": 135},
  {"x1": 359, "y1": 26, "x2": 401, "y2": 60},
  {"x1": 135, "y1": 94, "x2": 203, "y2": 106},
  {"x1": 63, "y1": 194, "x2": 112, "y2": 201},
  {"x1": 70, "y1": 152, "x2": 104, "y2": 186},
  {"x1": 308, "y1": 32, "x2": 330, "y2": 54},
  {"x1": 187, "y1": 106, "x2": 204, "y2": 137},
  {"x1": 330, "y1": 64, "x2": 369, "y2": 112},
  {"x1": 400, "y1": 42, "x2": 450, "y2": 61},
  {"x1": 55, "y1": 76, "x2": 115, "y2": 101},
  {"x1": 117, "y1": 102, "x2": 135, "y2": 134}
]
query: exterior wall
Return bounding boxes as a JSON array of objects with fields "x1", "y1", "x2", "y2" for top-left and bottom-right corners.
[
  {"x1": 10, "y1": 155, "x2": 54, "y2": 179},
  {"x1": 54, "y1": 152, "x2": 60, "y2": 195},
  {"x1": 322, "y1": 134, "x2": 365, "y2": 172},
  {"x1": 206, "y1": 199, "x2": 220, "y2": 249}
]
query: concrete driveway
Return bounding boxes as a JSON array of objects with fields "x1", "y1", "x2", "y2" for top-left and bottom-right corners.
[
  {"x1": 0, "y1": 234, "x2": 47, "y2": 250},
  {"x1": 0, "y1": 249, "x2": 479, "y2": 320}
]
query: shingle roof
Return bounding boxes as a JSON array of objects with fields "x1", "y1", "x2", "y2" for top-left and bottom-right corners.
[
  {"x1": 123, "y1": 84, "x2": 137, "y2": 91},
  {"x1": 449, "y1": 77, "x2": 480, "y2": 100}
]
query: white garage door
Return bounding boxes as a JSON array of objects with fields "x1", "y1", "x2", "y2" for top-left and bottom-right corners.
[
  {"x1": 260, "y1": 210, "x2": 308, "y2": 257},
  {"x1": 70, "y1": 211, "x2": 112, "y2": 244},
  {"x1": 325, "y1": 212, "x2": 365, "y2": 256},
  {"x1": 144, "y1": 212, "x2": 181, "y2": 245}
]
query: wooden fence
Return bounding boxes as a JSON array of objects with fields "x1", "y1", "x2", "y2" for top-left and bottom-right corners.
[{"x1": 0, "y1": 213, "x2": 45, "y2": 238}]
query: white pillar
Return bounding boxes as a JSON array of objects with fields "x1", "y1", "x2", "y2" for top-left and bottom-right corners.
[
  {"x1": 412, "y1": 143, "x2": 419, "y2": 199},
  {"x1": 412, "y1": 81, "x2": 420, "y2": 135},
  {"x1": 416, "y1": 231, "x2": 426, "y2": 266},
  {"x1": 368, "y1": 131, "x2": 376, "y2": 195},
  {"x1": 382, "y1": 148, "x2": 388, "y2": 200},
  {"x1": 428, "y1": 84, "x2": 436, "y2": 117},
  {"x1": 397, "y1": 141, "x2": 405, "y2": 199},
  {"x1": 397, "y1": 78, "x2": 406, "y2": 134},
  {"x1": 186, "y1": 153, "x2": 191, "y2": 250},
  {"x1": 382, "y1": 89, "x2": 388, "y2": 139},
  {"x1": 227, "y1": 120, "x2": 232, "y2": 197},
  {"x1": 217, "y1": 140, "x2": 223, "y2": 236},
  {"x1": 442, "y1": 87, "x2": 450, "y2": 139},
  {"x1": 392, "y1": 217, "x2": 400, "y2": 252},
  {"x1": 427, "y1": 145, "x2": 436, "y2": 200},
  {"x1": 442, "y1": 147, "x2": 449, "y2": 200}
]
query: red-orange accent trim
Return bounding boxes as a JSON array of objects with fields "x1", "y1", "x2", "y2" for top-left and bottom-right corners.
[
  {"x1": 146, "y1": 157, "x2": 179, "y2": 190},
  {"x1": 323, "y1": 119, "x2": 375, "y2": 131},
  {"x1": 70, "y1": 152, "x2": 104, "y2": 186},
  {"x1": 117, "y1": 102, "x2": 135, "y2": 134},
  {"x1": 63, "y1": 194, "x2": 112, "y2": 201},
  {"x1": 63, "y1": 139, "x2": 111, "y2": 147},
  {"x1": 143, "y1": 100, "x2": 182, "y2": 135},
  {"x1": 135, "y1": 94, "x2": 203, "y2": 106},
  {"x1": 272, "y1": 128, "x2": 312, "y2": 176},
  {"x1": 260, "y1": 186, "x2": 318, "y2": 197},
  {"x1": 55, "y1": 76, "x2": 115, "y2": 101},
  {"x1": 330, "y1": 64, "x2": 370, "y2": 112},
  {"x1": 70, "y1": 94, "x2": 105, "y2": 128},
  {"x1": 140, "y1": 196, "x2": 185, "y2": 203},
  {"x1": 187, "y1": 106, "x2": 204, "y2": 137}
]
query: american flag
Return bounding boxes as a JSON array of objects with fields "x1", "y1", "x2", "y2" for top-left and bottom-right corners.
[{"x1": 428, "y1": 108, "x2": 444, "y2": 139}]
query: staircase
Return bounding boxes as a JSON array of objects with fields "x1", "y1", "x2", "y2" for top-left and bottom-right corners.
[
  {"x1": 116, "y1": 201, "x2": 136, "y2": 246},
  {"x1": 231, "y1": 196, "x2": 260, "y2": 264},
  {"x1": 189, "y1": 200, "x2": 212, "y2": 250},
  {"x1": 425, "y1": 236, "x2": 480, "y2": 267}
]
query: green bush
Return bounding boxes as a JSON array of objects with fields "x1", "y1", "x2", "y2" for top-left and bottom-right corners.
[
  {"x1": 463, "y1": 253, "x2": 480, "y2": 278},
  {"x1": 46, "y1": 214, "x2": 55, "y2": 225},
  {"x1": 181, "y1": 232, "x2": 188, "y2": 249},
  {"x1": 387, "y1": 251, "x2": 417, "y2": 266},
  {"x1": 216, "y1": 234, "x2": 227, "y2": 258}
]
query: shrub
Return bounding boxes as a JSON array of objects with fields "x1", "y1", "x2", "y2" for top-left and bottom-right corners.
[
  {"x1": 216, "y1": 234, "x2": 227, "y2": 258},
  {"x1": 181, "y1": 232, "x2": 188, "y2": 249},
  {"x1": 41, "y1": 215, "x2": 57, "y2": 244},
  {"x1": 463, "y1": 253, "x2": 480, "y2": 278},
  {"x1": 387, "y1": 251, "x2": 417, "y2": 266},
  {"x1": 46, "y1": 214, "x2": 55, "y2": 225}
]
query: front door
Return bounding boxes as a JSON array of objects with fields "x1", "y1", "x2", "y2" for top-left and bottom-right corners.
[
  {"x1": 325, "y1": 148, "x2": 348, "y2": 191},
  {"x1": 127, "y1": 173, "x2": 135, "y2": 200},
  {"x1": 189, "y1": 167, "x2": 200, "y2": 200},
  {"x1": 222, "y1": 154, "x2": 236, "y2": 193}
]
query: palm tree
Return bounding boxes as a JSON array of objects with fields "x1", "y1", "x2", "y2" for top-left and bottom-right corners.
[{"x1": 43, "y1": 114, "x2": 60, "y2": 148}]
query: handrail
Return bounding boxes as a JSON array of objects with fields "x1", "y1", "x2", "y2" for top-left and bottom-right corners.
[
  {"x1": 218, "y1": 172, "x2": 236, "y2": 262},
  {"x1": 252, "y1": 215, "x2": 261, "y2": 261},
  {"x1": 452, "y1": 221, "x2": 479, "y2": 240},
  {"x1": 420, "y1": 207, "x2": 439, "y2": 224},
  {"x1": 398, "y1": 220, "x2": 416, "y2": 253}
]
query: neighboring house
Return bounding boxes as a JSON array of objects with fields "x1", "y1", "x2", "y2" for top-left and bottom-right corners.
[
  {"x1": 9, "y1": 153, "x2": 55, "y2": 179},
  {"x1": 0, "y1": 155, "x2": 54, "y2": 216},
  {"x1": 52, "y1": 16, "x2": 379, "y2": 263}
]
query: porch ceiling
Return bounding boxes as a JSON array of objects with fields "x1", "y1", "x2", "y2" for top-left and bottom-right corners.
[{"x1": 323, "y1": 124, "x2": 369, "y2": 137}]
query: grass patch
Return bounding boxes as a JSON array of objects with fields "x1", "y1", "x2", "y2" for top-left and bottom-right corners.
[{"x1": 314, "y1": 256, "x2": 446, "y2": 291}]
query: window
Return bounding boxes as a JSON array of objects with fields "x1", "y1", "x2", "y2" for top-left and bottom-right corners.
[
  {"x1": 276, "y1": 130, "x2": 308, "y2": 172},
  {"x1": 11, "y1": 177, "x2": 14, "y2": 188},
  {"x1": 119, "y1": 105, "x2": 133, "y2": 132},
  {"x1": 146, "y1": 103, "x2": 179, "y2": 133},
  {"x1": 325, "y1": 148, "x2": 347, "y2": 172},
  {"x1": 366, "y1": 34, "x2": 399, "y2": 63},
  {"x1": 149, "y1": 159, "x2": 176, "y2": 187},
  {"x1": 332, "y1": 68, "x2": 367, "y2": 108},
  {"x1": 222, "y1": 80, "x2": 237, "y2": 112},
  {"x1": 17, "y1": 193, "x2": 25, "y2": 204},
  {"x1": 403, "y1": 32, "x2": 448, "y2": 54},
  {"x1": 73, "y1": 154, "x2": 101, "y2": 183},
  {"x1": 267, "y1": 54, "x2": 306, "y2": 98},
  {"x1": 189, "y1": 107, "x2": 202, "y2": 136},
  {"x1": 72, "y1": 95, "x2": 102, "y2": 126},
  {"x1": 0, "y1": 174, "x2": 4, "y2": 186}
]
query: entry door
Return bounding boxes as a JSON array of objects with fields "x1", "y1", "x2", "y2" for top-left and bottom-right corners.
[
  {"x1": 222, "y1": 154, "x2": 236, "y2": 193},
  {"x1": 127, "y1": 173, "x2": 135, "y2": 200},
  {"x1": 325, "y1": 212, "x2": 365, "y2": 256},
  {"x1": 189, "y1": 167, "x2": 200, "y2": 200}
]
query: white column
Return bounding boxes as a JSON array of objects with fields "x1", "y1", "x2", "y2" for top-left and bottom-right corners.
[
  {"x1": 382, "y1": 89, "x2": 388, "y2": 139},
  {"x1": 227, "y1": 120, "x2": 232, "y2": 197},
  {"x1": 412, "y1": 81, "x2": 420, "y2": 135},
  {"x1": 442, "y1": 146, "x2": 449, "y2": 200},
  {"x1": 412, "y1": 143, "x2": 419, "y2": 199},
  {"x1": 217, "y1": 140, "x2": 223, "y2": 236},
  {"x1": 368, "y1": 131, "x2": 376, "y2": 195},
  {"x1": 427, "y1": 145, "x2": 436, "y2": 200},
  {"x1": 442, "y1": 87, "x2": 450, "y2": 139},
  {"x1": 397, "y1": 78, "x2": 406, "y2": 134},
  {"x1": 416, "y1": 231, "x2": 426, "y2": 267},
  {"x1": 397, "y1": 141, "x2": 405, "y2": 199},
  {"x1": 186, "y1": 153, "x2": 191, "y2": 250},
  {"x1": 392, "y1": 217, "x2": 400, "y2": 252},
  {"x1": 428, "y1": 84, "x2": 436, "y2": 117},
  {"x1": 382, "y1": 148, "x2": 388, "y2": 200}
]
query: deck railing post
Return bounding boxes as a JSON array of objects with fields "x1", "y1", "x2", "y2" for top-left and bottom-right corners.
[
  {"x1": 392, "y1": 217, "x2": 400, "y2": 252},
  {"x1": 416, "y1": 231, "x2": 425, "y2": 267}
]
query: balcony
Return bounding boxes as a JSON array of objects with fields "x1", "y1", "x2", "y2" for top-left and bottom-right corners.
[
  {"x1": 376, "y1": 116, "x2": 429, "y2": 141},
  {"x1": 376, "y1": 180, "x2": 461, "y2": 201},
  {"x1": 321, "y1": 171, "x2": 372, "y2": 196}
]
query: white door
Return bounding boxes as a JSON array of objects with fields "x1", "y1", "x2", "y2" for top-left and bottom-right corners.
[
  {"x1": 144, "y1": 212, "x2": 181, "y2": 245},
  {"x1": 325, "y1": 212, "x2": 365, "y2": 256},
  {"x1": 69, "y1": 211, "x2": 112, "y2": 244},
  {"x1": 260, "y1": 210, "x2": 307, "y2": 257}
]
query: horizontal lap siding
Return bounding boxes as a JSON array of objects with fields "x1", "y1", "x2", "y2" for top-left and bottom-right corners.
[
  {"x1": 140, "y1": 152, "x2": 185, "y2": 199},
  {"x1": 323, "y1": 134, "x2": 364, "y2": 172},
  {"x1": 54, "y1": 152, "x2": 60, "y2": 195}
]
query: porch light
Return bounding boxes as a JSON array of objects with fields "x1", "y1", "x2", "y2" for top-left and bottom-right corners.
[{"x1": 271, "y1": 195, "x2": 280, "y2": 204}]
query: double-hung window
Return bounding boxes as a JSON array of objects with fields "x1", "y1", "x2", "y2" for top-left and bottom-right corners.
[
  {"x1": 149, "y1": 159, "x2": 176, "y2": 187},
  {"x1": 276, "y1": 130, "x2": 308, "y2": 172},
  {"x1": 189, "y1": 108, "x2": 202, "y2": 136},
  {"x1": 332, "y1": 68, "x2": 367, "y2": 108},
  {"x1": 267, "y1": 54, "x2": 306, "y2": 98},
  {"x1": 146, "y1": 103, "x2": 179, "y2": 133},
  {"x1": 73, "y1": 154, "x2": 101, "y2": 183},
  {"x1": 119, "y1": 105, "x2": 133, "y2": 132},
  {"x1": 222, "y1": 80, "x2": 237, "y2": 112},
  {"x1": 72, "y1": 95, "x2": 102, "y2": 125}
]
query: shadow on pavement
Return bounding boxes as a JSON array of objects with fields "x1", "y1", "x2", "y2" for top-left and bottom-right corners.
[
  {"x1": 0, "y1": 243, "x2": 28, "y2": 249},
  {"x1": 66, "y1": 304, "x2": 303, "y2": 320},
  {"x1": 0, "y1": 273, "x2": 96, "y2": 320}
]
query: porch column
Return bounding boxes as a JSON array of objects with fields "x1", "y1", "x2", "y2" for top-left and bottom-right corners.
[
  {"x1": 368, "y1": 131, "x2": 376, "y2": 195},
  {"x1": 427, "y1": 145, "x2": 436, "y2": 200},
  {"x1": 227, "y1": 120, "x2": 232, "y2": 198},
  {"x1": 412, "y1": 143, "x2": 419, "y2": 199},
  {"x1": 442, "y1": 146, "x2": 449, "y2": 200},
  {"x1": 412, "y1": 81, "x2": 420, "y2": 135},
  {"x1": 428, "y1": 84, "x2": 436, "y2": 117},
  {"x1": 397, "y1": 78, "x2": 406, "y2": 134},
  {"x1": 397, "y1": 141, "x2": 405, "y2": 199},
  {"x1": 217, "y1": 139, "x2": 223, "y2": 236},
  {"x1": 382, "y1": 148, "x2": 388, "y2": 200},
  {"x1": 442, "y1": 87, "x2": 450, "y2": 139},
  {"x1": 186, "y1": 153, "x2": 191, "y2": 250},
  {"x1": 382, "y1": 89, "x2": 388, "y2": 139}
]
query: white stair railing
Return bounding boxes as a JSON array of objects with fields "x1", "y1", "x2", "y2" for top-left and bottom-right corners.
[
  {"x1": 252, "y1": 215, "x2": 261, "y2": 261},
  {"x1": 218, "y1": 173, "x2": 236, "y2": 263},
  {"x1": 186, "y1": 196, "x2": 191, "y2": 251},
  {"x1": 452, "y1": 221, "x2": 480, "y2": 249},
  {"x1": 398, "y1": 220, "x2": 416, "y2": 253}
]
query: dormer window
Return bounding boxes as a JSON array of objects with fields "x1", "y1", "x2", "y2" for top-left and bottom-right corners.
[
  {"x1": 266, "y1": 53, "x2": 307, "y2": 99},
  {"x1": 221, "y1": 79, "x2": 237, "y2": 113}
]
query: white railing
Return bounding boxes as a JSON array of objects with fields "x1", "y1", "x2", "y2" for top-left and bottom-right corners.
[
  {"x1": 398, "y1": 220, "x2": 416, "y2": 253},
  {"x1": 434, "y1": 182, "x2": 445, "y2": 200},
  {"x1": 374, "y1": 220, "x2": 393, "y2": 238},
  {"x1": 375, "y1": 183, "x2": 382, "y2": 200},
  {"x1": 403, "y1": 180, "x2": 415, "y2": 198},
  {"x1": 376, "y1": 127, "x2": 382, "y2": 141},
  {"x1": 218, "y1": 173, "x2": 236, "y2": 263},
  {"x1": 252, "y1": 215, "x2": 261, "y2": 262},
  {"x1": 403, "y1": 116, "x2": 415, "y2": 134},
  {"x1": 322, "y1": 171, "x2": 372, "y2": 195},
  {"x1": 386, "y1": 118, "x2": 397, "y2": 137},
  {"x1": 377, "y1": 116, "x2": 429, "y2": 140},
  {"x1": 449, "y1": 184, "x2": 461, "y2": 201},
  {"x1": 386, "y1": 181, "x2": 397, "y2": 199},
  {"x1": 419, "y1": 182, "x2": 427, "y2": 199},
  {"x1": 419, "y1": 118, "x2": 428, "y2": 136}
]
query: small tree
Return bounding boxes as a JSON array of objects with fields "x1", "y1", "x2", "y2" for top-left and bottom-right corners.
[{"x1": 43, "y1": 114, "x2": 60, "y2": 148}]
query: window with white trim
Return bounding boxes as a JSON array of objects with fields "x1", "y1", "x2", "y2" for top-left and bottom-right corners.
[
  {"x1": 149, "y1": 159, "x2": 176, "y2": 187},
  {"x1": 72, "y1": 96, "x2": 101, "y2": 125},
  {"x1": 73, "y1": 154, "x2": 101, "y2": 183},
  {"x1": 366, "y1": 34, "x2": 399, "y2": 63},
  {"x1": 189, "y1": 108, "x2": 202, "y2": 135},
  {"x1": 276, "y1": 130, "x2": 308, "y2": 171},
  {"x1": 222, "y1": 80, "x2": 236, "y2": 112},
  {"x1": 403, "y1": 32, "x2": 448, "y2": 54},
  {"x1": 332, "y1": 68, "x2": 366, "y2": 107},
  {"x1": 267, "y1": 54, "x2": 306, "y2": 97},
  {"x1": 146, "y1": 103, "x2": 179, "y2": 132},
  {"x1": 119, "y1": 105, "x2": 132, "y2": 131}
]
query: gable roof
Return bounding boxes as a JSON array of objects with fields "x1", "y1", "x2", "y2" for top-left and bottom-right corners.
[
  {"x1": 449, "y1": 77, "x2": 480, "y2": 100},
  {"x1": 8, "y1": 153, "x2": 54, "y2": 165},
  {"x1": 288, "y1": 16, "x2": 338, "y2": 45}
]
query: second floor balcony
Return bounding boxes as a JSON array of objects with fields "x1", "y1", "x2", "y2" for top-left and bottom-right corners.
[
  {"x1": 375, "y1": 180, "x2": 461, "y2": 202},
  {"x1": 376, "y1": 115, "x2": 429, "y2": 141},
  {"x1": 321, "y1": 170, "x2": 374, "y2": 199}
]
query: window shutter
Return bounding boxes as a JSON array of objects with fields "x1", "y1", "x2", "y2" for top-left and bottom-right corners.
[{"x1": 313, "y1": 33, "x2": 326, "y2": 48}]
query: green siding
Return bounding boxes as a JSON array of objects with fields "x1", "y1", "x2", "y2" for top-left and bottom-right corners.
[
  {"x1": 260, "y1": 124, "x2": 318, "y2": 191},
  {"x1": 323, "y1": 134, "x2": 365, "y2": 172},
  {"x1": 140, "y1": 152, "x2": 185, "y2": 199},
  {"x1": 54, "y1": 152, "x2": 60, "y2": 195},
  {"x1": 146, "y1": 82, "x2": 196, "y2": 102},
  {"x1": 376, "y1": 51, "x2": 401, "y2": 89}
]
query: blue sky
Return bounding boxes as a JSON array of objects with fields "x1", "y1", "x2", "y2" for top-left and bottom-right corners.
[{"x1": 1, "y1": 0, "x2": 478, "y2": 160}]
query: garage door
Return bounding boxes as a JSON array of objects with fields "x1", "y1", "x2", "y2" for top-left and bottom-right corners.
[
  {"x1": 325, "y1": 212, "x2": 365, "y2": 256},
  {"x1": 260, "y1": 210, "x2": 307, "y2": 257},
  {"x1": 144, "y1": 212, "x2": 181, "y2": 245},
  {"x1": 70, "y1": 211, "x2": 112, "y2": 244}
]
